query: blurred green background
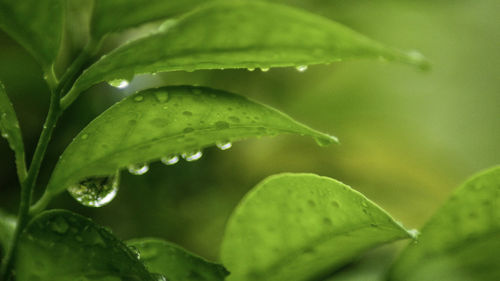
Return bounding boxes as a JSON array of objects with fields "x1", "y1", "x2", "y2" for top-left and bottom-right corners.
[{"x1": 0, "y1": 0, "x2": 498, "y2": 269}]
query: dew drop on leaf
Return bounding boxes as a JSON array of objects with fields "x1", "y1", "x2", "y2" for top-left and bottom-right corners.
[
  {"x1": 107, "y1": 79, "x2": 129, "y2": 89},
  {"x1": 260, "y1": 67, "x2": 270, "y2": 72},
  {"x1": 161, "y1": 155, "x2": 179, "y2": 165},
  {"x1": 216, "y1": 141, "x2": 232, "y2": 150},
  {"x1": 296, "y1": 65, "x2": 308, "y2": 72},
  {"x1": 408, "y1": 229, "x2": 421, "y2": 239},
  {"x1": 128, "y1": 163, "x2": 149, "y2": 175},
  {"x1": 182, "y1": 150, "x2": 203, "y2": 162},
  {"x1": 152, "y1": 274, "x2": 167, "y2": 281},
  {"x1": 67, "y1": 172, "x2": 120, "y2": 207},
  {"x1": 247, "y1": 67, "x2": 255, "y2": 71}
]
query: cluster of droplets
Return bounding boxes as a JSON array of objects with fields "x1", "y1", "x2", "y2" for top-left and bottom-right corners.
[
  {"x1": 67, "y1": 172, "x2": 120, "y2": 207},
  {"x1": 246, "y1": 65, "x2": 308, "y2": 72}
]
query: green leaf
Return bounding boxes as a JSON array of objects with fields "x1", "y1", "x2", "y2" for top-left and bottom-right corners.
[
  {"x1": 91, "y1": 0, "x2": 210, "y2": 39},
  {"x1": 0, "y1": 82, "x2": 26, "y2": 181},
  {"x1": 15, "y1": 209, "x2": 156, "y2": 281},
  {"x1": 43, "y1": 86, "x2": 336, "y2": 200},
  {"x1": 127, "y1": 238, "x2": 229, "y2": 281},
  {"x1": 64, "y1": 1, "x2": 429, "y2": 106},
  {"x1": 388, "y1": 166, "x2": 500, "y2": 281},
  {"x1": 0, "y1": 0, "x2": 63, "y2": 71},
  {"x1": 220, "y1": 173, "x2": 412, "y2": 281},
  {"x1": 0, "y1": 211, "x2": 16, "y2": 256}
]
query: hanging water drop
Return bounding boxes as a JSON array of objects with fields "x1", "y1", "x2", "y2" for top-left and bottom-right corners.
[
  {"x1": 108, "y1": 79, "x2": 129, "y2": 89},
  {"x1": 216, "y1": 141, "x2": 232, "y2": 150},
  {"x1": 128, "y1": 163, "x2": 149, "y2": 175},
  {"x1": 161, "y1": 155, "x2": 179, "y2": 165},
  {"x1": 296, "y1": 65, "x2": 308, "y2": 72},
  {"x1": 247, "y1": 67, "x2": 255, "y2": 71},
  {"x1": 260, "y1": 67, "x2": 270, "y2": 72},
  {"x1": 181, "y1": 150, "x2": 203, "y2": 162},
  {"x1": 67, "y1": 172, "x2": 120, "y2": 207}
]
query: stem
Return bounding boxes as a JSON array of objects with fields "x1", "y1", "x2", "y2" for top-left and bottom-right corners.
[{"x1": 0, "y1": 90, "x2": 61, "y2": 281}]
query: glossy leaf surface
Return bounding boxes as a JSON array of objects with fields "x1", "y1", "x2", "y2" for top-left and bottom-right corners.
[
  {"x1": 220, "y1": 173, "x2": 412, "y2": 281},
  {"x1": 0, "y1": 82, "x2": 26, "y2": 180},
  {"x1": 0, "y1": 211, "x2": 16, "y2": 256},
  {"x1": 16, "y1": 210, "x2": 155, "y2": 281},
  {"x1": 128, "y1": 238, "x2": 228, "y2": 281},
  {"x1": 0, "y1": 0, "x2": 63, "y2": 70},
  {"x1": 388, "y1": 166, "x2": 500, "y2": 281},
  {"x1": 91, "y1": 0, "x2": 210, "y2": 39},
  {"x1": 47, "y1": 86, "x2": 336, "y2": 198},
  {"x1": 66, "y1": 1, "x2": 428, "y2": 102}
]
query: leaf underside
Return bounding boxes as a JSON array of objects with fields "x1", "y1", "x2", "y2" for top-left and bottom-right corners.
[
  {"x1": 127, "y1": 238, "x2": 228, "y2": 281},
  {"x1": 66, "y1": 0, "x2": 429, "y2": 101},
  {"x1": 220, "y1": 173, "x2": 411, "y2": 281},
  {"x1": 47, "y1": 86, "x2": 336, "y2": 197},
  {"x1": 388, "y1": 166, "x2": 500, "y2": 281},
  {"x1": 16, "y1": 210, "x2": 155, "y2": 281}
]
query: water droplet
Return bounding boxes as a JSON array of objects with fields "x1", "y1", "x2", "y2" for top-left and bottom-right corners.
[
  {"x1": 296, "y1": 65, "x2": 308, "y2": 72},
  {"x1": 182, "y1": 150, "x2": 203, "y2": 162},
  {"x1": 408, "y1": 229, "x2": 421, "y2": 239},
  {"x1": 67, "y1": 172, "x2": 120, "y2": 207},
  {"x1": 247, "y1": 67, "x2": 255, "y2": 71},
  {"x1": 154, "y1": 91, "x2": 169, "y2": 103},
  {"x1": 161, "y1": 155, "x2": 179, "y2": 165},
  {"x1": 260, "y1": 67, "x2": 270, "y2": 72},
  {"x1": 108, "y1": 79, "x2": 129, "y2": 89},
  {"x1": 134, "y1": 95, "x2": 144, "y2": 102},
  {"x1": 1, "y1": 132, "x2": 8, "y2": 138},
  {"x1": 216, "y1": 141, "x2": 232, "y2": 150},
  {"x1": 128, "y1": 163, "x2": 149, "y2": 175},
  {"x1": 129, "y1": 246, "x2": 140, "y2": 259}
]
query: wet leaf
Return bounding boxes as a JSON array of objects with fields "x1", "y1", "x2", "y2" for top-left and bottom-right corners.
[
  {"x1": 388, "y1": 166, "x2": 500, "y2": 281},
  {"x1": 220, "y1": 173, "x2": 412, "y2": 281},
  {"x1": 127, "y1": 238, "x2": 228, "y2": 281},
  {"x1": 16, "y1": 210, "x2": 156, "y2": 281}
]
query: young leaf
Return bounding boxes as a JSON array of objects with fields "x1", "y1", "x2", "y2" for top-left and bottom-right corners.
[
  {"x1": 0, "y1": 211, "x2": 16, "y2": 256},
  {"x1": 15, "y1": 210, "x2": 156, "y2": 281},
  {"x1": 127, "y1": 238, "x2": 229, "y2": 281},
  {"x1": 388, "y1": 166, "x2": 500, "y2": 281},
  {"x1": 91, "y1": 0, "x2": 210, "y2": 39},
  {"x1": 220, "y1": 173, "x2": 412, "y2": 281},
  {"x1": 63, "y1": 1, "x2": 429, "y2": 106},
  {"x1": 0, "y1": 0, "x2": 63, "y2": 71},
  {"x1": 41, "y1": 86, "x2": 336, "y2": 203},
  {"x1": 0, "y1": 82, "x2": 27, "y2": 181}
]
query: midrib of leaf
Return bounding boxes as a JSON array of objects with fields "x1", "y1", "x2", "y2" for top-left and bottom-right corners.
[
  {"x1": 49, "y1": 124, "x2": 333, "y2": 193},
  {"x1": 252, "y1": 223, "x2": 407, "y2": 279}
]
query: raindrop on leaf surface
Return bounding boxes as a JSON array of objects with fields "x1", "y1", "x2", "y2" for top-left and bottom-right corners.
[
  {"x1": 182, "y1": 150, "x2": 203, "y2": 162},
  {"x1": 161, "y1": 155, "x2": 179, "y2": 165},
  {"x1": 216, "y1": 141, "x2": 232, "y2": 150},
  {"x1": 67, "y1": 172, "x2": 120, "y2": 207},
  {"x1": 128, "y1": 163, "x2": 149, "y2": 175},
  {"x1": 108, "y1": 79, "x2": 129, "y2": 89},
  {"x1": 296, "y1": 65, "x2": 308, "y2": 72}
]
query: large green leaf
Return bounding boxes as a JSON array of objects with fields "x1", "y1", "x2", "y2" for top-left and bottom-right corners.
[
  {"x1": 42, "y1": 86, "x2": 336, "y2": 201},
  {"x1": 127, "y1": 238, "x2": 228, "y2": 281},
  {"x1": 220, "y1": 173, "x2": 412, "y2": 281},
  {"x1": 91, "y1": 0, "x2": 210, "y2": 39},
  {"x1": 388, "y1": 166, "x2": 500, "y2": 281},
  {"x1": 63, "y1": 1, "x2": 428, "y2": 106},
  {"x1": 0, "y1": 82, "x2": 26, "y2": 181},
  {"x1": 0, "y1": 211, "x2": 16, "y2": 257},
  {"x1": 16, "y1": 210, "x2": 156, "y2": 281},
  {"x1": 0, "y1": 0, "x2": 63, "y2": 71}
]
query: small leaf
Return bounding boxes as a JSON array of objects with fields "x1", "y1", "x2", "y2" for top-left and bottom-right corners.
[
  {"x1": 127, "y1": 238, "x2": 229, "y2": 281},
  {"x1": 220, "y1": 173, "x2": 412, "y2": 281},
  {"x1": 0, "y1": 82, "x2": 26, "y2": 181},
  {"x1": 15, "y1": 210, "x2": 156, "y2": 281},
  {"x1": 0, "y1": 0, "x2": 63, "y2": 71},
  {"x1": 65, "y1": 1, "x2": 429, "y2": 103},
  {"x1": 388, "y1": 166, "x2": 500, "y2": 281},
  {"x1": 0, "y1": 210, "x2": 16, "y2": 256},
  {"x1": 91, "y1": 0, "x2": 210, "y2": 39},
  {"x1": 45, "y1": 86, "x2": 336, "y2": 199}
]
